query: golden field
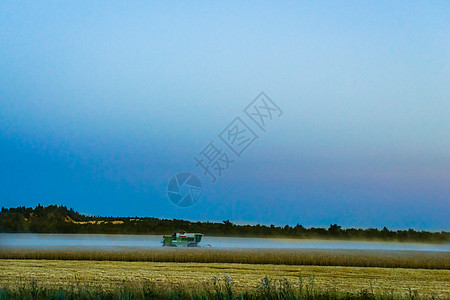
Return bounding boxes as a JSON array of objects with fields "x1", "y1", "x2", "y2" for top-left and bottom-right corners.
[
  {"x1": 0, "y1": 259, "x2": 449, "y2": 298},
  {"x1": 0, "y1": 248, "x2": 449, "y2": 269}
]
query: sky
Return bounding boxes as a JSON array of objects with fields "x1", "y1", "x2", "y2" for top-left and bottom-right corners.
[{"x1": 0, "y1": 1, "x2": 449, "y2": 230}]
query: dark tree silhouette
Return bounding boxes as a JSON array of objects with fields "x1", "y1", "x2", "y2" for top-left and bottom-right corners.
[{"x1": 0, "y1": 205, "x2": 448, "y2": 243}]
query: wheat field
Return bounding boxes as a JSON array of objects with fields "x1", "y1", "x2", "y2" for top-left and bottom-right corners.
[
  {"x1": 0, "y1": 248, "x2": 448, "y2": 269},
  {"x1": 0, "y1": 259, "x2": 449, "y2": 298}
]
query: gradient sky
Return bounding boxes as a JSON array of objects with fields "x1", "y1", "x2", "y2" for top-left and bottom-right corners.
[{"x1": 0, "y1": 1, "x2": 449, "y2": 230}]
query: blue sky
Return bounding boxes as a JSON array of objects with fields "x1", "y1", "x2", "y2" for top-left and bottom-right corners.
[{"x1": 0, "y1": 1, "x2": 449, "y2": 230}]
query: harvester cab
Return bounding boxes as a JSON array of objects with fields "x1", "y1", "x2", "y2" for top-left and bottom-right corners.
[{"x1": 161, "y1": 232, "x2": 203, "y2": 247}]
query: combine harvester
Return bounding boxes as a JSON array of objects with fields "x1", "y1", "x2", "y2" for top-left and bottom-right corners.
[{"x1": 161, "y1": 232, "x2": 209, "y2": 247}]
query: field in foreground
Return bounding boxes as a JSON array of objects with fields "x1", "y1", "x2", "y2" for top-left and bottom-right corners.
[
  {"x1": 0, "y1": 259, "x2": 449, "y2": 299},
  {"x1": 1, "y1": 248, "x2": 449, "y2": 269}
]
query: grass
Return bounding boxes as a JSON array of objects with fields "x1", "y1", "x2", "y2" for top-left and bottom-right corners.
[
  {"x1": 0, "y1": 248, "x2": 448, "y2": 269},
  {"x1": 0, "y1": 259, "x2": 449, "y2": 298},
  {"x1": 0, "y1": 273, "x2": 447, "y2": 299}
]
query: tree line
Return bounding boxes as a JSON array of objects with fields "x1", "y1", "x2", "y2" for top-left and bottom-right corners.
[{"x1": 0, "y1": 204, "x2": 448, "y2": 243}]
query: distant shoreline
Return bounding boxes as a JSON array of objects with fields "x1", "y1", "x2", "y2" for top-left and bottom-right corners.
[{"x1": 1, "y1": 205, "x2": 449, "y2": 244}]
